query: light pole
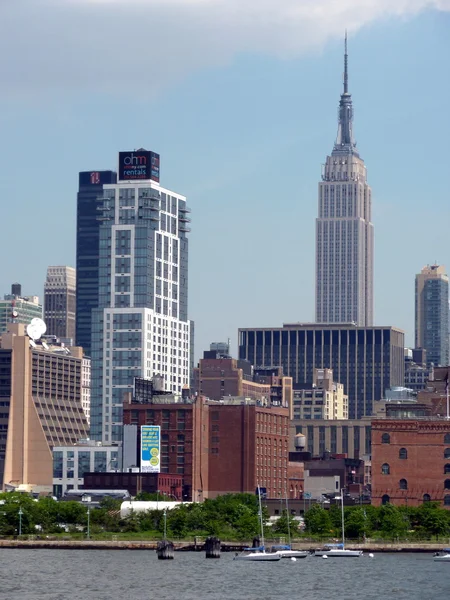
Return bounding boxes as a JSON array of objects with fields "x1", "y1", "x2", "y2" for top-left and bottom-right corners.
[
  {"x1": 18, "y1": 507, "x2": 23, "y2": 537},
  {"x1": 82, "y1": 495, "x2": 92, "y2": 539},
  {"x1": 163, "y1": 508, "x2": 167, "y2": 540}
]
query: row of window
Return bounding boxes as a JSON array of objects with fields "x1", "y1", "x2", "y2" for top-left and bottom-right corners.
[
  {"x1": 382, "y1": 433, "x2": 450, "y2": 444},
  {"x1": 382, "y1": 494, "x2": 450, "y2": 506}
]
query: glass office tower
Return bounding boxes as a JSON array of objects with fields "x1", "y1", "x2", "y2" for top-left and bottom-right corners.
[
  {"x1": 76, "y1": 170, "x2": 117, "y2": 356},
  {"x1": 90, "y1": 151, "x2": 191, "y2": 442}
]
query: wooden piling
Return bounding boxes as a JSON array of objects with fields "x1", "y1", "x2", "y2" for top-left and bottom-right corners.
[
  {"x1": 157, "y1": 540, "x2": 174, "y2": 559},
  {"x1": 205, "y1": 536, "x2": 221, "y2": 558}
]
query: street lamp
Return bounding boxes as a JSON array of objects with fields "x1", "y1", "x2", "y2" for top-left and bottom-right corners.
[
  {"x1": 18, "y1": 507, "x2": 23, "y2": 537},
  {"x1": 82, "y1": 495, "x2": 92, "y2": 539}
]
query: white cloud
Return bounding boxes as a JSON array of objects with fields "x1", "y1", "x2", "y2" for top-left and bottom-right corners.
[{"x1": 1, "y1": 0, "x2": 449, "y2": 98}]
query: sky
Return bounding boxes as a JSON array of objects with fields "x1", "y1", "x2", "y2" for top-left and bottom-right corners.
[{"x1": 0, "y1": 0, "x2": 449, "y2": 359}]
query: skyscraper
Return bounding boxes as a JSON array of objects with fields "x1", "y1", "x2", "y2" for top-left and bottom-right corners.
[
  {"x1": 44, "y1": 266, "x2": 76, "y2": 341},
  {"x1": 316, "y1": 36, "x2": 373, "y2": 326},
  {"x1": 76, "y1": 170, "x2": 117, "y2": 356},
  {"x1": 90, "y1": 149, "x2": 191, "y2": 443},
  {"x1": 0, "y1": 284, "x2": 42, "y2": 333},
  {"x1": 415, "y1": 264, "x2": 449, "y2": 367}
]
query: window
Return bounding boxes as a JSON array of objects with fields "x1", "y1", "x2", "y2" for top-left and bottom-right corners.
[
  {"x1": 399, "y1": 448, "x2": 408, "y2": 460},
  {"x1": 423, "y1": 494, "x2": 431, "y2": 503},
  {"x1": 445, "y1": 449, "x2": 450, "y2": 459},
  {"x1": 381, "y1": 433, "x2": 390, "y2": 444},
  {"x1": 381, "y1": 463, "x2": 390, "y2": 475},
  {"x1": 445, "y1": 434, "x2": 450, "y2": 444},
  {"x1": 381, "y1": 494, "x2": 390, "y2": 505},
  {"x1": 399, "y1": 478, "x2": 408, "y2": 490},
  {"x1": 445, "y1": 479, "x2": 450, "y2": 490},
  {"x1": 444, "y1": 464, "x2": 450, "y2": 474},
  {"x1": 445, "y1": 495, "x2": 450, "y2": 506}
]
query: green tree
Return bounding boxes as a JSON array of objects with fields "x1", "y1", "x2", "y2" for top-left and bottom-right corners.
[
  {"x1": 378, "y1": 504, "x2": 408, "y2": 538},
  {"x1": 271, "y1": 509, "x2": 299, "y2": 538},
  {"x1": 304, "y1": 505, "x2": 332, "y2": 535},
  {"x1": 344, "y1": 508, "x2": 369, "y2": 539}
]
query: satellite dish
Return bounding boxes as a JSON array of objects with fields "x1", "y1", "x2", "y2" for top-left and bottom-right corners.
[{"x1": 26, "y1": 318, "x2": 47, "y2": 341}]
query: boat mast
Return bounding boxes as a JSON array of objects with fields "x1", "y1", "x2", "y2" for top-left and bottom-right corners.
[
  {"x1": 285, "y1": 482, "x2": 291, "y2": 546},
  {"x1": 258, "y1": 484, "x2": 265, "y2": 550},
  {"x1": 341, "y1": 492, "x2": 345, "y2": 548}
]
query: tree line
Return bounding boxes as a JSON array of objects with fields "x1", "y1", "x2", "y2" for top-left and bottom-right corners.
[{"x1": 1, "y1": 491, "x2": 450, "y2": 541}]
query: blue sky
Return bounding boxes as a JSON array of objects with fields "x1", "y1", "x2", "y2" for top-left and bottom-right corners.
[{"x1": 0, "y1": 1, "x2": 449, "y2": 358}]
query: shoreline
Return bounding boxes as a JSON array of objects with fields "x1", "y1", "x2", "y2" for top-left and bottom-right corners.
[{"x1": 0, "y1": 540, "x2": 446, "y2": 552}]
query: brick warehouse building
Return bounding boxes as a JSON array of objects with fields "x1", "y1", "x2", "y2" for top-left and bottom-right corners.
[
  {"x1": 206, "y1": 398, "x2": 290, "y2": 499},
  {"x1": 123, "y1": 378, "x2": 290, "y2": 500},
  {"x1": 372, "y1": 419, "x2": 450, "y2": 508}
]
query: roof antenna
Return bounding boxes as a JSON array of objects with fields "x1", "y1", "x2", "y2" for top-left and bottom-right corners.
[{"x1": 344, "y1": 30, "x2": 348, "y2": 94}]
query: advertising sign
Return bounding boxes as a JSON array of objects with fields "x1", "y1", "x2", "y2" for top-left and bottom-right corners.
[
  {"x1": 78, "y1": 170, "x2": 117, "y2": 186},
  {"x1": 140, "y1": 425, "x2": 161, "y2": 473},
  {"x1": 118, "y1": 150, "x2": 160, "y2": 182}
]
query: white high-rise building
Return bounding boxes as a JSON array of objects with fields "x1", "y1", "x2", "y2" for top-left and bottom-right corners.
[
  {"x1": 315, "y1": 37, "x2": 373, "y2": 326},
  {"x1": 90, "y1": 150, "x2": 191, "y2": 443}
]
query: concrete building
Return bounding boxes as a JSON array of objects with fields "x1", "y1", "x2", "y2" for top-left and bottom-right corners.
[
  {"x1": 239, "y1": 323, "x2": 404, "y2": 418},
  {"x1": 404, "y1": 348, "x2": 432, "y2": 393},
  {"x1": 90, "y1": 150, "x2": 191, "y2": 443},
  {"x1": 415, "y1": 264, "x2": 449, "y2": 367},
  {"x1": 52, "y1": 440, "x2": 120, "y2": 498},
  {"x1": 194, "y1": 351, "x2": 292, "y2": 410},
  {"x1": 372, "y1": 419, "x2": 450, "y2": 508},
  {"x1": 0, "y1": 284, "x2": 42, "y2": 334},
  {"x1": 293, "y1": 368, "x2": 348, "y2": 420},
  {"x1": 290, "y1": 419, "x2": 372, "y2": 459},
  {"x1": 316, "y1": 36, "x2": 373, "y2": 327},
  {"x1": 81, "y1": 357, "x2": 91, "y2": 424},
  {"x1": 44, "y1": 266, "x2": 76, "y2": 342},
  {"x1": 76, "y1": 170, "x2": 117, "y2": 356},
  {"x1": 0, "y1": 324, "x2": 89, "y2": 492}
]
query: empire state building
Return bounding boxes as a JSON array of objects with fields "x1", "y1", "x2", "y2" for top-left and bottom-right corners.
[{"x1": 315, "y1": 37, "x2": 373, "y2": 326}]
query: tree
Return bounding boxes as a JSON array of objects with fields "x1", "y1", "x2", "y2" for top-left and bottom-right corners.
[
  {"x1": 344, "y1": 508, "x2": 369, "y2": 539},
  {"x1": 304, "y1": 505, "x2": 332, "y2": 535},
  {"x1": 378, "y1": 504, "x2": 408, "y2": 537},
  {"x1": 271, "y1": 510, "x2": 299, "y2": 537}
]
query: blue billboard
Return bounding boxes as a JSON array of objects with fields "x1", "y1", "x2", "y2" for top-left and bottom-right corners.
[{"x1": 140, "y1": 425, "x2": 161, "y2": 473}]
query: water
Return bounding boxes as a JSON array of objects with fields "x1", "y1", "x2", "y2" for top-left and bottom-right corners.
[{"x1": 0, "y1": 549, "x2": 447, "y2": 600}]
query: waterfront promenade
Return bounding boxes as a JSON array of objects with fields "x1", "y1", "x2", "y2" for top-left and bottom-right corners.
[{"x1": 0, "y1": 539, "x2": 447, "y2": 552}]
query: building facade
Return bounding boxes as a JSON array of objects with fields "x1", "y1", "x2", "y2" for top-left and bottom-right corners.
[
  {"x1": 316, "y1": 37, "x2": 373, "y2": 326},
  {"x1": 239, "y1": 323, "x2": 404, "y2": 418},
  {"x1": 290, "y1": 418, "x2": 372, "y2": 459},
  {"x1": 90, "y1": 150, "x2": 191, "y2": 443},
  {"x1": 415, "y1": 264, "x2": 449, "y2": 367},
  {"x1": 0, "y1": 324, "x2": 89, "y2": 492},
  {"x1": 81, "y1": 357, "x2": 91, "y2": 424},
  {"x1": 206, "y1": 398, "x2": 290, "y2": 499},
  {"x1": 53, "y1": 441, "x2": 120, "y2": 497},
  {"x1": 76, "y1": 170, "x2": 117, "y2": 356},
  {"x1": 293, "y1": 368, "x2": 348, "y2": 420},
  {"x1": 0, "y1": 284, "x2": 42, "y2": 334},
  {"x1": 372, "y1": 419, "x2": 450, "y2": 508},
  {"x1": 44, "y1": 266, "x2": 76, "y2": 342},
  {"x1": 194, "y1": 352, "x2": 292, "y2": 410}
]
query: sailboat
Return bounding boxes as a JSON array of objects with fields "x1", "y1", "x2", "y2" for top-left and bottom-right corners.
[
  {"x1": 234, "y1": 486, "x2": 281, "y2": 561},
  {"x1": 270, "y1": 490, "x2": 309, "y2": 559},
  {"x1": 314, "y1": 494, "x2": 363, "y2": 557}
]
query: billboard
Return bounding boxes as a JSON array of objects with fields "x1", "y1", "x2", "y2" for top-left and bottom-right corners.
[
  {"x1": 78, "y1": 170, "x2": 117, "y2": 186},
  {"x1": 140, "y1": 425, "x2": 161, "y2": 473},
  {"x1": 118, "y1": 150, "x2": 160, "y2": 182}
]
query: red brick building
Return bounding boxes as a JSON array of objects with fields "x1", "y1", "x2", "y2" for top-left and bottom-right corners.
[
  {"x1": 123, "y1": 394, "x2": 209, "y2": 502},
  {"x1": 194, "y1": 353, "x2": 293, "y2": 409},
  {"x1": 207, "y1": 399, "x2": 290, "y2": 499},
  {"x1": 372, "y1": 419, "x2": 450, "y2": 508}
]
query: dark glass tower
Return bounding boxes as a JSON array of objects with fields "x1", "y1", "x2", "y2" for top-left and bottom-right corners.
[{"x1": 76, "y1": 170, "x2": 117, "y2": 356}]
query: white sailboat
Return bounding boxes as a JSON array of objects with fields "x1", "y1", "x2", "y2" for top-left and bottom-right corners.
[
  {"x1": 271, "y1": 491, "x2": 309, "y2": 559},
  {"x1": 314, "y1": 494, "x2": 363, "y2": 557},
  {"x1": 234, "y1": 486, "x2": 281, "y2": 562}
]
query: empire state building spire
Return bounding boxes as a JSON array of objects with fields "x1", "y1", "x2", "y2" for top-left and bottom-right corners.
[
  {"x1": 334, "y1": 32, "x2": 357, "y2": 153},
  {"x1": 315, "y1": 33, "x2": 373, "y2": 327}
]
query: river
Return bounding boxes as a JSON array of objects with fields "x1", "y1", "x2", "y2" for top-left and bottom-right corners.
[{"x1": 0, "y1": 549, "x2": 446, "y2": 600}]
